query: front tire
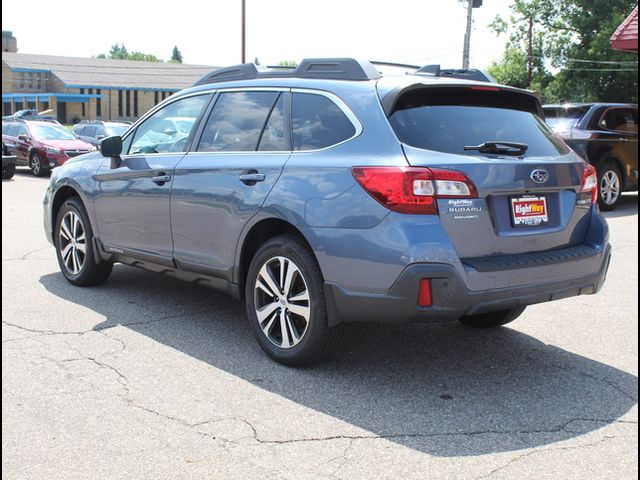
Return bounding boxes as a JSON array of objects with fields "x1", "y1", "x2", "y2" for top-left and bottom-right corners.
[
  {"x1": 2, "y1": 163, "x2": 16, "y2": 179},
  {"x1": 245, "y1": 235, "x2": 339, "y2": 366},
  {"x1": 55, "y1": 197, "x2": 113, "y2": 286},
  {"x1": 459, "y1": 307, "x2": 526, "y2": 329},
  {"x1": 597, "y1": 161, "x2": 622, "y2": 211},
  {"x1": 30, "y1": 153, "x2": 48, "y2": 177}
]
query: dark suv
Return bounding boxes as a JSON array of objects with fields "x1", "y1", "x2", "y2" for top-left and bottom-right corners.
[
  {"x1": 44, "y1": 59, "x2": 610, "y2": 365},
  {"x1": 2, "y1": 120, "x2": 96, "y2": 176},
  {"x1": 543, "y1": 103, "x2": 638, "y2": 210},
  {"x1": 72, "y1": 121, "x2": 131, "y2": 147}
]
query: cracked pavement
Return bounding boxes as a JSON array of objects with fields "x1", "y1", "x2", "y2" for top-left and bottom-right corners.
[{"x1": 2, "y1": 173, "x2": 638, "y2": 480}]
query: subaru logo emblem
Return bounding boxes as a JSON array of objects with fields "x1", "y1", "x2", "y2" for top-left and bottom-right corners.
[{"x1": 531, "y1": 169, "x2": 550, "y2": 184}]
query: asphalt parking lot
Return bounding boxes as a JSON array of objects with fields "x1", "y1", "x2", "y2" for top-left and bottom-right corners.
[{"x1": 2, "y1": 170, "x2": 638, "y2": 480}]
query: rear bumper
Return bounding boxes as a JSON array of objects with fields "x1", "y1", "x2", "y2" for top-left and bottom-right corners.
[
  {"x1": 324, "y1": 242, "x2": 611, "y2": 325},
  {"x1": 2, "y1": 155, "x2": 16, "y2": 167}
]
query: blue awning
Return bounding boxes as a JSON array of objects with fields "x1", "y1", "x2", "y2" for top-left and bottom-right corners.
[{"x1": 2, "y1": 92, "x2": 103, "y2": 103}]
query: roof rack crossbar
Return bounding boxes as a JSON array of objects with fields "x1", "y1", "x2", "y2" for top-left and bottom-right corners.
[{"x1": 192, "y1": 58, "x2": 382, "y2": 86}]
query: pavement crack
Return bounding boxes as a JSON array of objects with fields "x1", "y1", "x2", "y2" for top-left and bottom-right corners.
[{"x1": 478, "y1": 435, "x2": 635, "y2": 479}]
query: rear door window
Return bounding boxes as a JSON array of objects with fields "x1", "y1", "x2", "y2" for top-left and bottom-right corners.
[
  {"x1": 197, "y1": 91, "x2": 280, "y2": 152},
  {"x1": 600, "y1": 108, "x2": 638, "y2": 134},
  {"x1": 291, "y1": 93, "x2": 356, "y2": 150},
  {"x1": 389, "y1": 88, "x2": 570, "y2": 157},
  {"x1": 258, "y1": 94, "x2": 289, "y2": 151}
]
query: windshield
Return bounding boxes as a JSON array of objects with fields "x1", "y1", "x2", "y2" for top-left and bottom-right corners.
[
  {"x1": 107, "y1": 126, "x2": 129, "y2": 136},
  {"x1": 30, "y1": 124, "x2": 76, "y2": 141},
  {"x1": 390, "y1": 105, "x2": 570, "y2": 157}
]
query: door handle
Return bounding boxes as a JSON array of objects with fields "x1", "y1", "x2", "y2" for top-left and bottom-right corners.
[
  {"x1": 239, "y1": 171, "x2": 266, "y2": 185},
  {"x1": 151, "y1": 173, "x2": 171, "y2": 185}
]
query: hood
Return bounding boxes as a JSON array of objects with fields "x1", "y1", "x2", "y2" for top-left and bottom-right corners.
[{"x1": 41, "y1": 139, "x2": 95, "y2": 151}]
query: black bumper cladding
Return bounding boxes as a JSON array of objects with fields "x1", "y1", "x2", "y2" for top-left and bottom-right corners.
[{"x1": 324, "y1": 244, "x2": 611, "y2": 325}]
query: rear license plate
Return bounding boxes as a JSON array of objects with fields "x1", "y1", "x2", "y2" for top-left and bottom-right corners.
[{"x1": 511, "y1": 196, "x2": 548, "y2": 227}]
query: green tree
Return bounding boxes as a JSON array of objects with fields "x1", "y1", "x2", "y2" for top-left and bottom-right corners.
[
  {"x1": 491, "y1": 0, "x2": 638, "y2": 102},
  {"x1": 170, "y1": 46, "x2": 183, "y2": 63},
  {"x1": 96, "y1": 43, "x2": 162, "y2": 62}
]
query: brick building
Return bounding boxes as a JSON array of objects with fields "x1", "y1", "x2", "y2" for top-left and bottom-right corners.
[{"x1": 2, "y1": 44, "x2": 216, "y2": 124}]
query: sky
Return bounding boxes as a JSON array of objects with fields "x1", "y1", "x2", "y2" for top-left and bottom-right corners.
[{"x1": 2, "y1": 0, "x2": 512, "y2": 69}]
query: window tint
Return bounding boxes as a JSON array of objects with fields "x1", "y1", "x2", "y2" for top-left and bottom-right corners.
[
  {"x1": 83, "y1": 126, "x2": 97, "y2": 137},
  {"x1": 6, "y1": 124, "x2": 19, "y2": 137},
  {"x1": 258, "y1": 94, "x2": 289, "y2": 151},
  {"x1": 198, "y1": 91, "x2": 279, "y2": 152},
  {"x1": 129, "y1": 94, "x2": 209, "y2": 155},
  {"x1": 95, "y1": 126, "x2": 107, "y2": 137},
  {"x1": 291, "y1": 93, "x2": 356, "y2": 150},
  {"x1": 390, "y1": 102, "x2": 570, "y2": 157},
  {"x1": 16, "y1": 124, "x2": 29, "y2": 137},
  {"x1": 601, "y1": 109, "x2": 638, "y2": 133}
]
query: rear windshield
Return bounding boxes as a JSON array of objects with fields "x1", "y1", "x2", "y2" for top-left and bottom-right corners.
[
  {"x1": 388, "y1": 89, "x2": 570, "y2": 157},
  {"x1": 543, "y1": 106, "x2": 590, "y2": 131}
]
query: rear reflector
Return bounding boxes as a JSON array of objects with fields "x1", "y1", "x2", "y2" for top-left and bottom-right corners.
[
  {"x1": 352, "y1": 166, "x2": 478, "y2": 215},
  {"x1": 418, "y1": 279, "x2": 433, "y2": 307},
  {"x1": 580, "y1": 164, "x2": 598, "y2": 204}
]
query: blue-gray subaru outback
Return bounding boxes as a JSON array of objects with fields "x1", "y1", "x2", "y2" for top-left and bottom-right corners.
[{"x1": 44, "y1": 59, "x2": 611, "y2": 365}]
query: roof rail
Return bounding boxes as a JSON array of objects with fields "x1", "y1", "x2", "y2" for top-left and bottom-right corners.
[
  {"x1": 192, "y1": 58, "x2": 382, "y2": 86},
  {"x1": 415, "y1": 65, "x2": 496, "y2": 83}
]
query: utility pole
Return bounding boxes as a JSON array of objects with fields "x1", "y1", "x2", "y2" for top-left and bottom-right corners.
[
  {"x1": 241, "y1": 0, "x2": 246, "y2": 63},
  {"x1": 527, "y1": 16, "x2": 534, "y2": 87},
  {"x1": 462, "y1": 0, "x2": 474, "y2": 69}
]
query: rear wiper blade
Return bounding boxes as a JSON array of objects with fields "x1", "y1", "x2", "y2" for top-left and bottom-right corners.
[{"x1": 464, "y1": 141, "x2": 529, "y2": 156}]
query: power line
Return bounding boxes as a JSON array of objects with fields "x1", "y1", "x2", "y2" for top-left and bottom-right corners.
[{"x1": 564, "y1": 68, "x2": 638, "y2": 72}]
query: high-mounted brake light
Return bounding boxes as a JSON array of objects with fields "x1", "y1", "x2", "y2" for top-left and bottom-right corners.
[
  {"x1": 351, "y1": 166, "x2": 478, "y2": 215},
  {"x1": 580, "y1": 164, "x2": 598, "y2": 204},
  {"x1": 469, "y1": 86, "x2": 501, "y2": 92}
]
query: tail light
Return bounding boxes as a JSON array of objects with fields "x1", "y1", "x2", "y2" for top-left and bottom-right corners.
[
  {"x1": 351, "y1": 166, "x2": 478, "y2": 215},
  {"x1": 580, "y1": 164, "x2": 598, "y2": 204}
]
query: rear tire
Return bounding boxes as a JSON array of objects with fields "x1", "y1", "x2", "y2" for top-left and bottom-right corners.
[
  {"x1": 245, "y1": 235, "x2": 340, "y2": 366},
  {"x1": 55, "y1": 197, "x2": 113, "y2": 286},
  {"x1": 597, "y1": 161, "x2": 622, "y2": 211},
  {"x1": 459, "y1": 307, "x2": 526, "y2": 329}
]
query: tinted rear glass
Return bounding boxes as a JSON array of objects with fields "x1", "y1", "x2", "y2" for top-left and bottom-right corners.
[
  {"x1": 291, "y1": 93, "x2": 356, "y2": 150},
  {"x1": 389, "y1": 90, "x2": 569, "y2": 157}
]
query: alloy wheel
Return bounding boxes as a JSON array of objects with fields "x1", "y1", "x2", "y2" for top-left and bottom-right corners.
[
  {"x1": 58, "y1": 211, "x2": 87, "y2": 275},
  {"x1": 253, "y1": 256, "x2": 311, "y2": 349},
  {"x1": 30, "y1": 155, "x2": 41, "y2": 176},
  {"x1": 600, "y1": 170, "x2": 620, "y2": 206}
]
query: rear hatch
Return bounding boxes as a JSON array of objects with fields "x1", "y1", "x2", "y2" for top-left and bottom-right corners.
[{"x1": 384, "y1": 85, "x2": 592, "y2": 258}]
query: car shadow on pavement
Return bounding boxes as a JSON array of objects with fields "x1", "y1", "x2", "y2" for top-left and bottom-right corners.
[
  {"x1": 601, "y1": 193, "x2": 638, "y2": 219},
  {"x1": 40, "y1": 268, "x2": 637, "y2": 457}
]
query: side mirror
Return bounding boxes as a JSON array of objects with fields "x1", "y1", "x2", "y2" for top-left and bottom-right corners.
[
  {"x1": 96, "y1": 134, "x2": 106, "y2": 140},
  {"x1": 18, "y1": 134, "x2": 28, "y2": 141},
  {"x1": 100, "y1": 135, "x2": 123, "y2": 158}
]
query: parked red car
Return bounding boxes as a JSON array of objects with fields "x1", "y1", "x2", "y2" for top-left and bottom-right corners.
[{"x1": 1, "y1": 120, "x2": 95, "y2": 176}]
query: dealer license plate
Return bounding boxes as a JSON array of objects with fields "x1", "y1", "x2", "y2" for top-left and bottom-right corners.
[{"x1": 511, "y1": 196, "x2": 548, "y2": 227}]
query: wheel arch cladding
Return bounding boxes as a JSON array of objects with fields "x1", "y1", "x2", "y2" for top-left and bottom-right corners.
[
  {"x1": 239, "y1": 218, "x2": 319, "y2": 296},
  {"x1": 52, "y1": 186, "x2": 82, "y2": 238}
]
